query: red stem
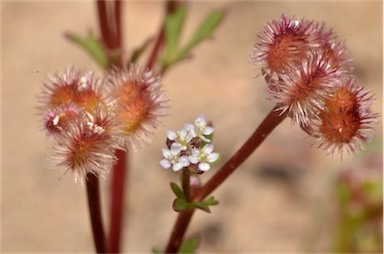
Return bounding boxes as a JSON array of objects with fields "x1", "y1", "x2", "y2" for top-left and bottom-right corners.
[
  {"x1": 164, "y1": 106, "x2": 288, "y2": 253},
  {"x1": 86, "y1": 173, "x2": 107, "y2": 253},
  {"x1": 96, "y1": 0, "x2": 126, "y2": 252},
  {"x1": 97, "y1": 0, "x2": 123, "y2": 67},
  {"x1": 114, "y1": 0, "x2": 122, "y2": 50},
  {"x1": 193, "y1": 106, "x2": 288, "y2": 200},
  {"x1": 97, "y1": 1, "x2": 111, "y2": 48},
  {"x1": 109, "y1": 149, "x2": 127, "y2": 253},
  {"x1": 145, "y1": 1, "x2": 179, "y2": 71},
  {"x1": 164, "y1": 209, "x2": 195, "y2": 253},
  {"x1": 146, "y1": 27, "x2": 165, "y2": 70}
]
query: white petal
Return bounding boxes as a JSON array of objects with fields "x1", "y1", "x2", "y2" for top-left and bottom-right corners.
[
  {"x1": 178, "y1": 128, "x2": 188, "y2": 139},
  {"x1": 184, "y1": 123, "x2": 195, "y2": 131},
  {"x1": 195, "y1": 114, "x2": 207, "y2": 127},
  {"x1": 202, "y1": 144, "x2": 214, "y2": 154},
  {"x1": 200, "y1": 135, "x2": 211, "y2": 143},
  {"x1": 178, "y1": 156, "x2": 191, "y2": 167},
  {"x1": 172, "y1": 163, "x2": 183, "y2": 172},
  {"x1": 191, "y1": 148, "x2": 200, "y2": 157},
  {"x1": 167, "y1": 130, "x2": 177, "y2": 140},
  {"x1": 188, "y1": 155, "x2": 199, "y2": 164},
  {"x1": 202, "y1": 126, "x2": 214, "y2": 135},
  {"x1": 170, "y1": 143, "x2": 183, "y2": 155},
  {"x1": 198, "y1": 162, "x2": 210, "y2": 171},
  {"x1": 186, "y1": 131, "x2": 196, "y2": 142},
  {"x1": 159, "y1": 159, "x2": 171, "y2": 169},
  {"x1": 207, "y1": 153, "x2": 219, "y2": 163},
  {"x1": 162, "y1": 148, "x2": 172, "y2": 159}
]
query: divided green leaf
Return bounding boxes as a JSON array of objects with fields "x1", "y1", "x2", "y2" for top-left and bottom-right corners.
[
  {"x1": 179, "y1": 9, "x2": 225, "y2": 59},
  {"x1": 65, "y1": 32, "x2": 108, "y2": 68},
  {"x1": 178, "y1": 235, "x2": 200, "y2": 253},
  {"x1": 129, "y1": 37, "x2": 153, "y2": 64},
  {"x1": 170, "y1": 182, "x2": 185, "y2": 199},
  {"x1": 163, "y1": 5, "x2": 188, "y2": 64}
]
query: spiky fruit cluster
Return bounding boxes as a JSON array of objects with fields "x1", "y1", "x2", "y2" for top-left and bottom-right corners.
[
  {"x1": 252, "y1": 14, "x2": 378, "y2": 156},
  {"x1": 38, "y1": 65, "x2": 166, "y2": 183}
]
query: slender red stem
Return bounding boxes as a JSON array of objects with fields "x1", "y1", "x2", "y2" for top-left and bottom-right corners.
[
  {"x1": 97, "y1": 0, "x2": 123, "y2": 67},
  {"x1": 164, "y1": 209, "x2": 195, "y2": 253},
  {"x1": 96, "y1": 0, "x2": 126, "y2": 252},
  {"x1": 97, "y1": 1, "x2": 110, "y2": 48},
  {"x1": 145, "y1": 1, "x2": 179, "y2": 71},
  {"x1": 114, "y1": 0, "x2": 122, "y2": 50},
  {"x1": 109, "y1": 149, "x2": 127, "y2": 253},
  {"x1": 86, "y1": 173, "x2": 107, "y2": 253},
  {"x1": 193, "y1": 106, "x2": 288, "y2": 201},
  {"x1": 181, "y1": 168, "x2": 191, "y2": 202},
  {"x1": 164, "y1": 106, "x2": 288, "y2": 253},
  {"x1": 146, "y1": 27, "x2": 165, "y2": 70}
]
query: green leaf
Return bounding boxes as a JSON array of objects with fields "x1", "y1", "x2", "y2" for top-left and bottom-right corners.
[
  {"x1": 129, "y1": 37, "x2": 153, "y2": 64},
  {"x1": 178, "y1": 9, "x2": 225, "y2": 59},
  {"x1": 173, "y1": 198, "x2": 189, "y2": 212},
  {"x1": 65, "y1": 32, "x2": 108, "y2": 68},
  {"x1": 203, "y1": 196, "x2": 219, "y2": 206},
  {"x1": 189, "y1": 197, "x2": 219, "y2": 213},
  {"x1": 178, "y1": 236, "x2": 200, "y2": 253},
  {"x1": 152, "y1": 248, "x2": 162, "y2": 254},
  {"x1": 163, "y1": 5, "x2": 188, "y2": 63},
  {"x1": 190, "y1": 202, "x2": 211, "y2": 213},
  {"x1": 170, "y1": 182, "x2": 185, "y2": 199}
]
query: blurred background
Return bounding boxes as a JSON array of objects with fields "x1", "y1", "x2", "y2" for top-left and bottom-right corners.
[{"x1": 2, "y1": 1, "x2": 382, "y2": 253}]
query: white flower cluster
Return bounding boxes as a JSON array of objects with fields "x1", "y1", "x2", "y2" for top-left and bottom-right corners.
[{"x1": 160, "y1": 114, "x2": 219, "y2": 172}]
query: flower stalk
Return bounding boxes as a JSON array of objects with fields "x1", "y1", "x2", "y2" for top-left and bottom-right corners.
[
  {"x1": 146, "y1": 0, "x2": 179, "y2": 71},
  {"x1": 86, "y1": 173, "x2": 107, "y2": 253},
  {"x1": 109, "y1": 149, "x2": 127, "y2": 253},
  {"x1": 96, "y1": 1, "x2": 126, "y2": 252},
  {"x1": 181, "y1": 168, "x2": 191, "y2": 202},
  {"x1": 97, "y1": 0, "x2": 123, "y2": 67},
  {"x1": 194, "y1": 106, "x2": 288, "y2": 200},
  {"x1": 164, "y1": 105, "x2": 288, "y2": 253}
]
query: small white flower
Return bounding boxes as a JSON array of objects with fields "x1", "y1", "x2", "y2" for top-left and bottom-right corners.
[
  {"x1": 160, "y1": 143, "x2": 190, "y2": 171},
  {"x1": 193, "y1": 114, "x2": 214, "y2": 143},
  {"x1": 166, "y1": 127, "x2": 196, "y2": 150},
  {"x1": 188, "y1": 144, "x2": 219, "y2": 172}
]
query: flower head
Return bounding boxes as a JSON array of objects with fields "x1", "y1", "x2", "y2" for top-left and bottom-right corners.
[
  {"x1": 108, "y1": 64, "x2": 167, "y2": 149},
  {"x1": 273, "y1": 52, "x2": 341, "y2": 125},
  {"x1": 50, "y1": 118, "x2": 117, "y2": 184},
  {"x1": 160, "y1": 143, "x2": 190, "y2": 172},
  {"x1": 167, "y1": 127, "x2": 196, "y2": 150},
  {"x1": 311, "y1": 24, "x2": 352, "y2": 72},
  {"x1": 43, "y1": 103, "x2": 81, "y2": 135},
  {"x1": 252, "y1": 15, "x2": 318, "y2": 80},
  {"x1": 188, "y1": 144, "x2": 219, "y2": 172},
  {"x1": 310, "y1": 77, "x2": 378, "y2": 156},
  {"x1": 38, "y1": 67, "x2": 105, "y2": 113},
  {"x1": 160, "y1": 114, "x2": 219, "y2": 173}
]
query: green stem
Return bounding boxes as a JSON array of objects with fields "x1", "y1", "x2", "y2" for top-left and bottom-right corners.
[{"x1": 86, "y1": 173, "x2": 107, "y2": 253}]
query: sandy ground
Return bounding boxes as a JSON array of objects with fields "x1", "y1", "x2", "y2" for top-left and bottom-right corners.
[{"x1": 2, "y1": 1, "x2": 382, "y2": 253}]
